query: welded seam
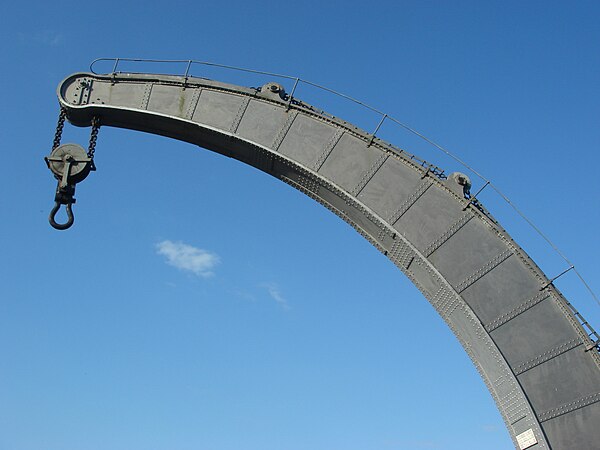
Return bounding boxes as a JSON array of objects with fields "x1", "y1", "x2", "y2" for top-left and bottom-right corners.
[
  {"x1": 140, "y1": 83, "x2": 153, "y2": 110},
  {"x1": 229, "y1": 97, "x2": 251, "y2": 134},
  {"x1": 423, "y1": 212, "x2": 474, "y2": 257},
  {"x1": 513, "y1": 338, "x2": 582, "y2": 375},
  {"x1": 271, "y1": 110, "x2": 298, "y2": 151},
  {"x1": 185, "y1": 87, "x2": 202, "y2": 120},
  {"x1": 351, "y1": 152, "x2": 389, "y2": 196},
  {"x1": 387, "y1": 178, "x2": 433, "y2": 225},
  {"x1": 538, "y1": 392, "x2": 600, "y2": 422},
  {"x1": 455, "y1": 250, "x2": 513, "y2": 294},
  {"x1": 486, "y1": 291, "x2": 551, "y2": 332},
  {"x1": 313, "y1": 127, "x2": 344, "y2": 171}
]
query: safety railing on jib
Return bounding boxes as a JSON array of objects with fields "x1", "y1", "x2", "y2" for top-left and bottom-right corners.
[{"x1": 88, "y1": 57, "x2": 599, "y2": 349}]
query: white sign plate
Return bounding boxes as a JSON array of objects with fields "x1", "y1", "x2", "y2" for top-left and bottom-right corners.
[{"x1": 516, "y1": 428, "x2": 538, "y2": 449}]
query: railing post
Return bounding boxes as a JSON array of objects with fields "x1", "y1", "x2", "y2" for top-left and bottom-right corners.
[
  {"x1": 182, "y1": 60, "x2": 192, "y2": 89},
  {"x1": 367, "y1": 114, "x2": 387, "y2": 146},
  {"x1": 286, "y1": 78, "x2": 300, "y2": 111},
  {"x1": 111, "y1": 58, "x2": 120, "y2": 85},
  {"x1": 184, "y1": 59, "x2": 192, "y2": 78}
]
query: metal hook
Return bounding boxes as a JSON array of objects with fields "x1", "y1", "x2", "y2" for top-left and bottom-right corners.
[{"x1": 49, "y1": 201, "x2": 74, "y2": 230}]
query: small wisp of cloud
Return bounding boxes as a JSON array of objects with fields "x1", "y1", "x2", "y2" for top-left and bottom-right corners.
[
  {"x1": 260, "y1": 282, "x2": 290, "y2": 310},
  {"x1": 156, "y1": 240, "x2": 220, "y2": 278}
]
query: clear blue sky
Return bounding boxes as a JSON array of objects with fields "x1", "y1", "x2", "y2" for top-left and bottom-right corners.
[{"x1": 1, "y1": 1, "x2": 599, "y2": 449}]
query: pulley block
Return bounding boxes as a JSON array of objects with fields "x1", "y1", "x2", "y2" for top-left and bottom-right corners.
[{"x1": 45, "y1": 143, "x2": 92, "y2": 186}]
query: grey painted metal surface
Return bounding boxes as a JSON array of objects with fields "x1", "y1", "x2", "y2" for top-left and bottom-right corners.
[{"x1": 56, "y1": 72, "x2": 600, "y2": 450}]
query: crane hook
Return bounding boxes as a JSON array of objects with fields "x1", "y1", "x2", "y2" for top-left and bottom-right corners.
[
  {"x1": 49, "y1": 201, "x2": 75, "y2": 230},
  {"x1": 48, "y1": 181, "x2": 77, "y2": 230}
]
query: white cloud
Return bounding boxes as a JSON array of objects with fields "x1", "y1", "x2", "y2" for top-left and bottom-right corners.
[
  {"x1": 260, "y1": 282, "x2": 290, "y2": 309},
  {"x1": 156, "y1": 240, "x2": 220, "y2": 278}
]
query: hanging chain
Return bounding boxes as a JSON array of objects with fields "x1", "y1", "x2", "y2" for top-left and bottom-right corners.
[
  {"x1": 52, "y1": 108, "x2": 100, "y2": 158},
  {"x1": 52, "y1": 107, "x2": 67, "y2": 150},
  {"x1": 88, "y1": 116, "x2": 100, "y2": 159}
]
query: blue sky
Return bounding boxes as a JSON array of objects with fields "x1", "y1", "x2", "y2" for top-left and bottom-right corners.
[{"x1": 1, "y1": 1, "x2": 599, "y2": 449}]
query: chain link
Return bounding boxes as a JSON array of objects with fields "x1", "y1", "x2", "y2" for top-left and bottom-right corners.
[
  {"x1": 88, "y1": 116, "x2": 100, "y2": 160},
  {"x1": 52, "y1": 107, "x2": 67, "y2": 150}
]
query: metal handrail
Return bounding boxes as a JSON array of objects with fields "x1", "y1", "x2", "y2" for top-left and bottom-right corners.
[
  {"x1": 88, "y1": 57, "x2": 600, "y2": 328},
  {"x1": 90, "y1": 58, "x2": 446, "y2": 177}
]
